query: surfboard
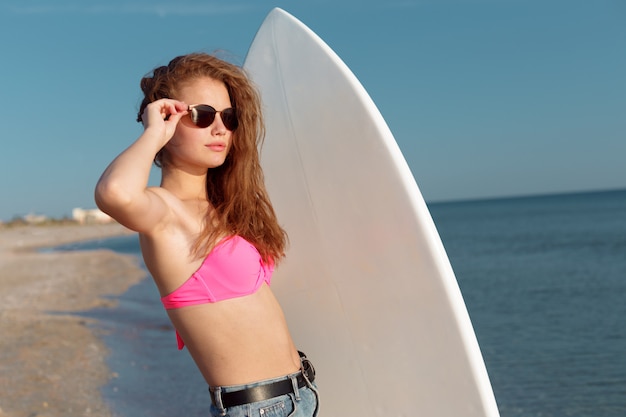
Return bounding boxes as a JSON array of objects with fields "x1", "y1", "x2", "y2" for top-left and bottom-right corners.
[{"x1": 243, "y1": 8, "x2": 500, "y2": 416}]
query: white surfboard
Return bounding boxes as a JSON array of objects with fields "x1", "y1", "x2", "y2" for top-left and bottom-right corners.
[{"x1": 244, "y1": 8, "x2": 500, "y2": 416}]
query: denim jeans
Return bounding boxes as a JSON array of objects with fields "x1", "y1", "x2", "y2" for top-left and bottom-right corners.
[{"x1": 209, "y1": 371, "x2": 319, "y2": 417}]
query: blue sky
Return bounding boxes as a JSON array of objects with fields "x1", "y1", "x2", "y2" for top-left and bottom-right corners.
[{"x1": 0, "y1": 0, "x2": 624, "y2": 221}]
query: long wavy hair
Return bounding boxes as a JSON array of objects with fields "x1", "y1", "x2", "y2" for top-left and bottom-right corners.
[{"x1": 137, "y1": 53, "x2": 287, "y2": 264}]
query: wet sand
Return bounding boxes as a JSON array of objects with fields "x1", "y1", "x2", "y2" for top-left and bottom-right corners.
[{"x1": 0, "y1": 223, "x2": 144, "y2": 417}]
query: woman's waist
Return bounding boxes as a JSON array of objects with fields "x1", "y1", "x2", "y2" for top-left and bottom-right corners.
[
  {"x1": 193, "y1": 343, "x2": 302, "y2": 387},
  {"x1": 208, "y1": 351, "x2": 318, "y2": 413}
]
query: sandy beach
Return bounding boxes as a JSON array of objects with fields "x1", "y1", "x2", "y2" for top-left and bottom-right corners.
[{"x1": 0, "y1": 223, "x2": 144, "y2": 417}]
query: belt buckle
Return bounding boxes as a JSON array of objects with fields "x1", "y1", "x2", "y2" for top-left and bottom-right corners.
[{"x1": 301, "y1": 357, "x2": 316, "y2": 380}]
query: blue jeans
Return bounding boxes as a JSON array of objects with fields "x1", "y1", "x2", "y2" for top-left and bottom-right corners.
[{"x1": 209, "y1": 372, "x2": 319, "y2": 417}]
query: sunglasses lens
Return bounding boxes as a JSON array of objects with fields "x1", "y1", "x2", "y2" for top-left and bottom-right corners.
[
  {"x1": 190, "y1": 105, "x2": 216, "y2": 128},
  {"x1": 189, "y1": 105, "x2": 238, "y2": 131},
  {"x1": 221, "y1": 108, "x2": 239, "y2": 131}
]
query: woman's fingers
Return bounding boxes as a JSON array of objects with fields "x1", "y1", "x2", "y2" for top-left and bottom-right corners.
[
  {"x1": 143, "y1": 99, "x2": 187, "y2": 125},
  {"x1": 141, "y1": 99, "x2": 188, "y2": 142}
]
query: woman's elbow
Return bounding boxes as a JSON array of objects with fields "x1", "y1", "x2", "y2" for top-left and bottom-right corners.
[{"x1": 94, "y1": 180, "x2": 132, "y2": 216}]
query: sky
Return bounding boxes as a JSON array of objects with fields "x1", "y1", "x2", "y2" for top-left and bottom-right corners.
[{"x1": 0, "y1": 0, "x2": 624, "y2": 221}]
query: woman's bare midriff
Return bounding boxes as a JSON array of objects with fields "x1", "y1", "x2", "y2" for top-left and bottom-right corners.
[{"x1": 165, "y1": 284, "x2": 301, "y2": 387}]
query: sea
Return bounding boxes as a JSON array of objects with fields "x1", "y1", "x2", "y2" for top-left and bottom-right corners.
[{"x1": 59, "y1": 188, "x2": 626, "y2": 417}]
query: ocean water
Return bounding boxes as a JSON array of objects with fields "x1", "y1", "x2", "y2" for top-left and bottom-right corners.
[
  {"x1": 430, "y1": 189, "x2": 626, "y2": 417},
  {"x1": 66, "y1": 189, "x2": 626, "y2": 416}
]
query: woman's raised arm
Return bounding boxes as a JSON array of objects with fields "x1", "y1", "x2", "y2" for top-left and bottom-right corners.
[{"x1": 94, "y1": 99, "x2": 187, "y2": 233}]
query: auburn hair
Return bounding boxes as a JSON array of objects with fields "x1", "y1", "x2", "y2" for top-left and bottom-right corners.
[{"x1": 137, "y1": 53, "x2": 287, "y2": 263}]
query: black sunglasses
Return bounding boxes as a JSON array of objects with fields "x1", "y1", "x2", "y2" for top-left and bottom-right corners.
[{"x1": 188, "y1": 104, "x2": 238, "y2": 131}]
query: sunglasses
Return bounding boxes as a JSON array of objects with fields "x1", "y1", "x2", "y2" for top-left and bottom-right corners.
[{"x1": 188, "y1": 104, "x2": 238, "y2": 131}]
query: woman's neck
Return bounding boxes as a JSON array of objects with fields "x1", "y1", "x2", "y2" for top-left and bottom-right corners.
[{"x1": 160, "y1": 167, "x2": 207, "y2": 202}]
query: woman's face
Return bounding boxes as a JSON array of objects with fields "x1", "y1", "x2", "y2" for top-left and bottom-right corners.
[{"x1": 166, "y1": 77, "x2": 234, "y2": 172}]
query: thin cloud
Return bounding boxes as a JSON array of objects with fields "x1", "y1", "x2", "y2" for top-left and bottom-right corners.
[
  {"x1": 8, "y1": 3, "x2": 256, "y2": 17},
  {"x1": 376, "y1": 0, "x2": 520, "y2": 8}
]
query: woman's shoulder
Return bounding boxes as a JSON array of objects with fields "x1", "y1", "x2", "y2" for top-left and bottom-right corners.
[{"x1": 140, "y1": 186, "x2": 207, "y2": 235}]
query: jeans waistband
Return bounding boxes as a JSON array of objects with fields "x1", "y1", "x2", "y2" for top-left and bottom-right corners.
[{"x1": 209, "y1": 351, "x2": 316, "y2": 409}]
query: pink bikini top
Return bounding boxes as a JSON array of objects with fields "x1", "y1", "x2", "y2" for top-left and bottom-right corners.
[{"x1": 160, "y1": 235, "x2": 274, "y2": 349}]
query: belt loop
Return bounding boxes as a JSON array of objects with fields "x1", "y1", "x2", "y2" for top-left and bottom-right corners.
[
  {"x1": 212, "y1": 386, "x2": 226, "y2": 416},
  {"x1": 291, "y1": 374, "x2": 301, "y2": 401}
]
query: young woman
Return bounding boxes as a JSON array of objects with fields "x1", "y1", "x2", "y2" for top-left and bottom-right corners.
[{"x1": 95, "y1": 53, "x2": 319, "y2": 417}]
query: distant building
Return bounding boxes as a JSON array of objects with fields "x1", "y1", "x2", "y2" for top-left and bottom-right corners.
[
  {"x1": 72, "y1": 208, "x2": 113, "y2": 224},
  {"x1": 23, "y1": 213, "x2": 49, "y2": 224}
]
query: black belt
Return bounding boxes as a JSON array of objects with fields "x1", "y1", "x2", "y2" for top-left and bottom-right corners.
[{"x1": 210, "y1": 353, "x2": 315, "y2": 409}]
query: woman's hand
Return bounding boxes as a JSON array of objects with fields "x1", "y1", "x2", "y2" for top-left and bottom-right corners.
[{"x1": 141, "y1": 99, "x2": 188, "y2": 145}]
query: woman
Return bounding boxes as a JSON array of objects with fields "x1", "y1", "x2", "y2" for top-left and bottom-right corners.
[{"x1": 95, "y1": 53, "x2": 319, "y2": 417}]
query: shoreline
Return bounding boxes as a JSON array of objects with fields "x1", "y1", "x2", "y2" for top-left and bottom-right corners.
[{"x1": 0, "y1": 223, "x2": 145, "y2": 417}]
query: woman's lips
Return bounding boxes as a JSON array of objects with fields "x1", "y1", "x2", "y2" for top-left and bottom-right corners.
[{"x1": 206, "y1": 143, "x2": 226, "y2": 151}]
